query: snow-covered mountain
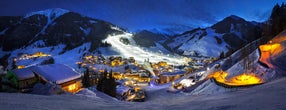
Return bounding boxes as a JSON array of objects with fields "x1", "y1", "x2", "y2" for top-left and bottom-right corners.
[
  {"x1": 146, "y1": 24, "x2": 195, "y2": 36},
  {"x1": 164, "y1": 15, "x2": 262, "y2": 57},
  {"x1": 0, "y1": 8, "x2": 186, "y2": 69},
  {"x1": 0, "y1": 8, "x2": 124, "y2": 69},
  {"x1": 1, "y1": 6, "x2": 284, "y2": 70},
  {"x1": 0, "y1": 8, "x2": 124, "y2": 52},
  {"x1": 132, "y1": 30, "x2": 168, "y2": 47}
]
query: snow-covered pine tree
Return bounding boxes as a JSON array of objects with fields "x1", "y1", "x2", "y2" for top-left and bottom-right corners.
[{"x1": 83, "y1": 68, "x2": 91, "y2": 88}]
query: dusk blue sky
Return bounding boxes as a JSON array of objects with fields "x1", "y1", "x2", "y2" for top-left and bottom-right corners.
[{"x1": 0, "y1": 0, "x2": 285, "y2": 33}]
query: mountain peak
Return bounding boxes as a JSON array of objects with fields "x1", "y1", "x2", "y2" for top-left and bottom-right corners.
[
  {"x1": 211, "y1": 15, "x2": 249, "y2": 33},
  {"x1": 225, "y1": 15, "x2": 244, "y2": 21},
  {"x1": 25, "y1": 8, "x2": 70, "y2": 18}
]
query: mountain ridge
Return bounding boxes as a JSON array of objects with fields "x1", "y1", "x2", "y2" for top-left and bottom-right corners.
[
  {"x1": 164, "y1": 15, "x2": 262, "y2": 57},
  {"x1": 0, "y1": 8, "x2": 124, "y2": 52}
]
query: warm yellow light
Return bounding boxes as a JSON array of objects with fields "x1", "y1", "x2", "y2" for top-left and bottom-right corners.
[
  {"x1": 92, "y1": 67, "x2": 96, "y2": 70},
  {"x1": 17, "y1": 65, "x2": 25, "y2": 69},
  {"x1": 207, "y1": 70, "x2": 228, "y2": 82},
  {"x1": 259, "y1": 43, "x2": 283, "y2": 68},
  {"x1": 208, "y1": 71, "x2": 263, "y2": 86},
  {"x1": 259, "y1": 43, "x2": 282, "y2": 56},
  {"x1": 33, "y1": 52, "x2": 51, "y2": 57},
  {"x1": 134, "y1": 87, "x2": 140, "y2": 92},
  {"x1": 271, "y1": 35, "x2": 286, "y2": 43},
  {"x1": 68, "y1": 84, "x2": 76, "y2": 91},
  {"x1": 158, "y1": 61, "x2": 168, "y2": 67},
  {"x1": 229, "y1": 74, "x2": 262, "y2": 85}
]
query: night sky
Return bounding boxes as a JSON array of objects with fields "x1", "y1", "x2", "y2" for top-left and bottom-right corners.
[{"x1": 0, "y1": 0, "x2": 284, "y2": 33}]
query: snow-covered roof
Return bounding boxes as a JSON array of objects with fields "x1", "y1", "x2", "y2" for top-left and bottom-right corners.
[
  {"x1": 31, "y1": 64, "x2": 81, "y2": 84},
  {"x1": 12, "y1": 67, "x2": 35, "y2": 80},
  {"x1": 116, "y1": 85, "x2": 131, "y2": 95},
  {"x1": 93, "y1": 64, "x2": 125, "y2": 73}
]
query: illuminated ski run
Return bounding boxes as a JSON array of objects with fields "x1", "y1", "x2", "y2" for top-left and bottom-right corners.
[{"x1": 103, "y1": 32, "x2": 185, "y2": 65}]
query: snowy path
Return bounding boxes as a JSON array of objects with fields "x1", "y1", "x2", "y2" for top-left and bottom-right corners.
[{"x1": 104, "y1": 33, "x2": 185, "y2": 65}]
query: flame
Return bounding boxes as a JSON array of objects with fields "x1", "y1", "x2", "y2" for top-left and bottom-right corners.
[
  {"x1": 229, "y1": 74, "x2": 263, "y2": 85},
  {"x1": 259, "y1": 43, "x2": 283, "y2": 56},
  {"x1": 208, "y1": 71, "x2": 263, "y2": 86},
  {"x1": 271, "y1": 35, "x2": 286, "y2": 43}
]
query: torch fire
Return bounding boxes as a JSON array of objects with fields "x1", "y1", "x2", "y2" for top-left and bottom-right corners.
[{"x1": 207, "y1": 70, "x2": 263, "y2": 86}]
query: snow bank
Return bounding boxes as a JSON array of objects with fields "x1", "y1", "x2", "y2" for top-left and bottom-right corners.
[
  {"x1": 2, "y1": 77, "x2": 286, "y2": 110},
  {"x1": 188, "y1": 79, "x2": 236, "y2": 95},
  {"x1": 116, "y1": 85, "x2": 130, "y2": 95},
  {"x1": 32, "y1": 82, "x2": 66, "y2": 95},
  {"x1": 76, "y1": 88, "x2": 98, "y2": 98}
]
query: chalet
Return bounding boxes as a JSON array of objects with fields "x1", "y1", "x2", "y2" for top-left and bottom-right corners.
[
  {"x1": 10, "y1": 68, "x2": 37, "y2": 89},
  {"x1": 116, "y1": 85, "x2": 132, "y2": 100},
  {"x1": 7, "y1": 64, "x2": 82, "y2": 93},
  {"x1": 32, "y1": 64, "x2": 82, "y2": 92},
  {"x1": 116, "y1": 85, "x2": 145, "y2": 102}
]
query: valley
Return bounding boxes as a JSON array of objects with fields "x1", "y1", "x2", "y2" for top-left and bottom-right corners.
[{"x1": 1, "y1": 1, "x2": 286, "y2": 110}]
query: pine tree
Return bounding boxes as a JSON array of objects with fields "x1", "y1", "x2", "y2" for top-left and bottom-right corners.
[
  {"x1": 269, "y1": 3, "x2": 286, "y2": 36},
  {"x1": 97, "y1": 69, "x2": 117, "y2": 97},
  {"x1": 0, "y1": 66, "x2": 3, "y2": 91},
  {"x1": 124, "y1": 65, "x2": 129, "y2": 70},
  {"x1": 83, "y1": 68, "x2": 91, "y2": 87},
  {"x1": 219, "y1": 52, "x2": 225, "y2": 59},
  {"x1": 109, "y1": 69, "x2": 113, "y2": 79},
  {"x1": 96, "y1": 73, "x2": 103, "y2": 91},
  {"x1": 97, "y1": 69, "x2": 107, "y2": 92},
  {"x1": 103, "y1": 69, "x2": 108, "y2": 79},
  {"x1": 102, "y1": 69, "x2": 109, "y2": 93},
  {"x1": 12, "y1": 58, "x2": 17, "y2": 69},
  {"x1": 0, "y1": 75, "x2": 2, "y2": 91},
  {"x1": 109, "y1": 70, "x2": 117, "y2": 97},
  {"x1": 87, "y1": 68, "x2": 91, "y2": 87},
  {"x1": 105, "y1": 70, "x2": 116, "y2": 97}
]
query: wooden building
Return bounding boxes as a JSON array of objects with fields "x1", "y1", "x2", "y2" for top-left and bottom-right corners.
[
  {"x1": 11, "y1": 68, "x2": 38, "y2": 89},
  {"x1": 9, "y1": 64, "x2": 82, "y2": 93}
]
